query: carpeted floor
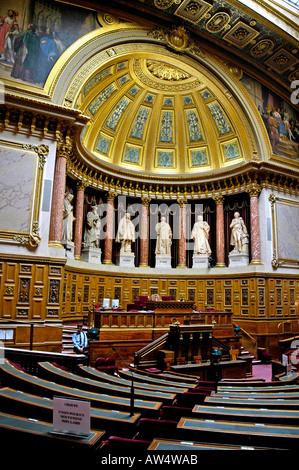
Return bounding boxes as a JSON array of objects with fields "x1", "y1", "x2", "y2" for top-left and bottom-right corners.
[{"x1": 251, "y1": 363, "x2": 273, "y2": 382}]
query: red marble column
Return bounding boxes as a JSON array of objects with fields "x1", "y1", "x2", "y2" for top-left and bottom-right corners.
[
  {"x1": 74, "y1": 181, "x2": 86, "y2": 259},
  {"x1": 139, "y1": 197, "x2": 150, "y2": 267},
  {"x1": 103, "y1": 192, "x2": 116, "y2": 264},
  {"x1": 214, "y1": 195, "x2": 226, "y2": 267},
  {"x1": 177, "y1": 198, "x2": 187, "y2": 268},
  {"x1": 49, "y1": 140, "x2": 72, "y2": 246},
  {"x1": 249, "y1": 186, "x2": 262, "y2": 264}
]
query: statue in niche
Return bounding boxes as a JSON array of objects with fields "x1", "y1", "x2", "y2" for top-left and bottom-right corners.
[
  {"x1": 62, "y1": 193, "x2": 75, "y2": 243},
  {"x1": 191, "y1": 215, "x2": 212, "y2": 255},
  {"x1": 83, "y1": 205, "x2": 101, "y2": 248},
  {"x1": 155, "y1": 216, "x2": 172, "y2": 256},
  {"x1": 230, "y1": 211, "x2": 249, "y2": 254},
  {"x1": 116, "y1": 213, "x2": 135, "y2": 253}
]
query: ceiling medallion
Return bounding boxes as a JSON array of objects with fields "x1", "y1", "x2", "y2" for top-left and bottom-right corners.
[
  {"x1": 250, "y1": 39, "x2": 275, "y2": 58},
  {"x1": 206, "y1": 12, "x2": 230, "y2": 33}
]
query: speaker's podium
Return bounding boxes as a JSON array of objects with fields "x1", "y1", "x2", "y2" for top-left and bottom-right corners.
[
  {"x1": 145, "y1": 300, "x2": 195, "y2": 327},
  {"x1": 166, "y1": 323, "x2": 214, "y2": 365}
]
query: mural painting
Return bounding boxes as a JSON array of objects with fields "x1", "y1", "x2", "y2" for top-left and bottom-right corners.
[
  {"x1": 0, "y1": 0, "x2": 98, "y2": 87},
  {"x1": 241, "y1": 73, "x2": 299, "y2": 161}
]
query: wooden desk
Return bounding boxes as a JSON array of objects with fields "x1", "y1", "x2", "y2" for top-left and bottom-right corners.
[
  {"x1": 38, "y1": 362, "x2": 177, "y2": 405},
  {"x1": 170, "y1": 360, "x2": 247, "y2": 380},
  {"x1": 0, "y1": 387, "x2": 140, "y2": 437},
  {"x1": 217, "y1": 384, "x2": 299, "y2": 392},
  {"x1": 79, "y1": 365, "x2": 189, "y2": 394},
  {"x1": 205, "y1": 395, "x2": 299, "y2": 409},
  {"x1": 212, "y1": 390, "x2": 299, "y2": 399},
  {"x1": 118, "y1": 368, "x2": 196, "y2": 389},
  {"x1": 0, "y1": 360, "x2": 162, "y2": 417},
  {"x1": 192, "y1": 404, "x2": 299, "y2": 424},
  {"x1": 147, "y1": 438, "x2": 261, "y2": 450},
  {"x1": 0, "y1": 412, "x2": 105, "y2": 463},
  {"x1": 177, "y1": 416, "x2": 299, "y2": 449}
]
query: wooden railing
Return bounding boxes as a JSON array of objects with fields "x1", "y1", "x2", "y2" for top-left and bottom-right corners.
[{"x1": 0, "y1": 347, "x2": 87, "y2": 374}]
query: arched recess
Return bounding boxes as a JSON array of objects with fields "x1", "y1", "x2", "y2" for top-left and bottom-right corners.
[{"x1": 46, "y1": 22, "x2": 272, "y2": 185}]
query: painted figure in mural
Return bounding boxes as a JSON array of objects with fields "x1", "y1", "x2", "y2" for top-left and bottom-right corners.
[
  {"x1": 191, "y1": 215, "x2": 212, "y2": 256},
  {"x1": 62, "y1": 193, "x2": 76, "y2": 243},
  {"x1": 155, "y1": 216, "x2": 172, "y2": 256},
  {"x1": 11, "y1": 23, "x2": 40, "y2": 82},
  {"x1": 267, "y1": 111, "x2": 280, "y2": 152},
  {"x1": 0, "y1": 9, "x2": 18, "y2": 59},
  {"x1": 230, "y1": 211, "x2": 249, "y2": 254},
  {"x1": 116, "y1": 213, "x2": 135, "y2": 253},
  {"x1": 84, "y1": 205, "x2": 101, "y2": 248},
  {"x1": 37, "y1": 27, "x2": 58, "y2": 83}
]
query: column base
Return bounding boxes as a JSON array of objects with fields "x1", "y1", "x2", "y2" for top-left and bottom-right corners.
[
  {"x1": 176, "y1": 264, "x2": 187, "y2": 268},
  {"x1": 102, "y1": 260, "x2": 114, "y2": 265},
  {"x1": 249, "y1": 260, "x2": 263, "y2": 265},
  {"x1": 215, "y1": 263, "x2": 226, "y2": 267},
  {"x1": 139, "y1": 263, "x2": 150, "y2": 268}
]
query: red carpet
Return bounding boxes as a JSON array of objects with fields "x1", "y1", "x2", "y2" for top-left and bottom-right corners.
[{"x1": 251, "y1": 363, "x2": 272, "y2": 382}]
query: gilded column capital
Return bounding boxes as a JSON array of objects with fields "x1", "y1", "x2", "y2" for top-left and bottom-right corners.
[
  {"x1": 247, "y1": 183, "x2": 261, "y2": 197},
  {"x1": 213, "y1": 194, "x2": 224, "y2": 205},
  {"x1": 177, "y1": 197, "x2": 188, "y2": 206},
  {"x1": 77, "y1": 180, "x2": 88, "y2": 191},
  {"x1": 107, "y1": 190, "x2": 117, "y2": 201},
  {"x1": 56, "y1": 138, "x2": 73, "y2": 158},
  {"x1": 141, "y1": 196, "x2": 151, "y2": 206}
]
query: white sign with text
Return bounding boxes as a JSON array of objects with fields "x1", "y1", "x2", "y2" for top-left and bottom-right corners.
[{"x1": 52, "y1": 396, "x2": 90, "y2": 436}]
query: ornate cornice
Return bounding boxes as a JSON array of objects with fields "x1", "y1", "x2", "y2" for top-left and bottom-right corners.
[
  {"x1": 66, "y1": 152, "x2": 299, "y2": 200},
  {"x1": 0, "y1": 93, "x2": 89, "y2": 140}
]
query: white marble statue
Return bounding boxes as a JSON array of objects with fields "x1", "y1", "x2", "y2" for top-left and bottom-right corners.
[
  {"x1": 191, "y1": 215, "x2": 211, "y2": 255},
  {"x1": 116, "y1": 213, "x2": 135, "y2": 253},
  {"x1": 230, "y1": 211, "x2": 249, "y2": 253},
  {"x1": 84, "y1": 205, "x2": 101, "y2": 248},
  {"x1": 62, "y1": 193, "x2": 75, "y2": 243},
  {"x1": 155, "y1": 216, "x2": 172, "y2": 256}
]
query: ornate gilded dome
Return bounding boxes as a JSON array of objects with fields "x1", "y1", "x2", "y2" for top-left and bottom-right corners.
[{"x1": 75, "y1": 47, "x2": 256, "y2": 183}]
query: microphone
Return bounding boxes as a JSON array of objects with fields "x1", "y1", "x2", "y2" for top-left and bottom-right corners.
[{"x1": 112, "y1": 346, "x2": 134, "y2": 415}]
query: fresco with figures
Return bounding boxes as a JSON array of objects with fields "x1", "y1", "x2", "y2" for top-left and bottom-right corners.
[
  {"x1": 0, "y1": 0, "x2": 98, "y2": 86},
  {"x1": 241, "y1": 73, "x2": 299, "y2": 161}
]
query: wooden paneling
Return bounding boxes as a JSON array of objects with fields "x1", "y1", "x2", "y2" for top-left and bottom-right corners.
[{"x1": 0, "y1": 256, "x2": 298, "y2": 358}]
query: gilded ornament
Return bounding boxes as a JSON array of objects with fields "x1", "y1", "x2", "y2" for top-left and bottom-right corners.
[
  {"x1": 206, "y1": 12, "x2": 230, "y2": 33},
  {"x1": 166, "y1": 26, "x2": 193, "y2": 53},
  {"x1": 154, "y1": 0, "x2": 176, "y2": 8}
]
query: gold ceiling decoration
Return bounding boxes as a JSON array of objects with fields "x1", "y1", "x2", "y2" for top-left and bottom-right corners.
[{"x1": 76, "y1": 47, "x2": 256, "y2": 182}]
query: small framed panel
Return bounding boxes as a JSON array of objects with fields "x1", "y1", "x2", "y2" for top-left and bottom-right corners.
[
  {"x1": 188, "y1": 146, "x2": 210, "y2": 170},
  {"x1": 0, "y1": 140, "x2": 48, "y2": 248},
  {"x1": 270, "y1": 194, "x2": 299, "y2": 269},
  {"x1": 155, "y1": 149, "x2": 176, "y2": 170},
  {"x1": 220, "y1": 138, "x2": 243, "y2": 165},
  {"x1": 122, "y1": 144, "x2": 143, "y2": 167}
]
